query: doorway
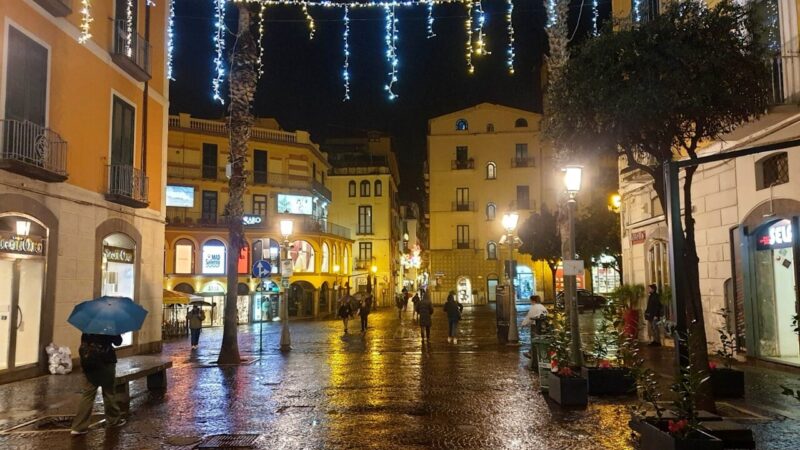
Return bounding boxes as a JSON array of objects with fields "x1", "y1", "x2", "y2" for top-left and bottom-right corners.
[{"x1": 456, "y1": 276, "x2": 472, "y2": 304}]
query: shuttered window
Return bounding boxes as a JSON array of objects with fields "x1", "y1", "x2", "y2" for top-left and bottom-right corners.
[{"x1": 5, "y1": 27, "x2": 47, "y2": 126}]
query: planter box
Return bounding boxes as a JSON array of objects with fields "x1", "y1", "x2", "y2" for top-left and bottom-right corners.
[
  {"x1": 701, "y1": 419, "x2": 756, "y2": 449},
  {"x1": 581, "y1": 366, "x2": 635, "y2": 395},
  {"x1": 548, "y1": 373, "x2": 588, "y2": 406},
  {"x1": 629, "y1": 419, "x2": 724, "y2": 450},
  {"x1": 710, "y1": 368, "x2": 745, "y2": 398}
]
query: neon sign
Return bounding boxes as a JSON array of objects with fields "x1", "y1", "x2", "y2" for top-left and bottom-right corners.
[{"x1": 756, "y1": 220, "x2": 793, "y2": 250}]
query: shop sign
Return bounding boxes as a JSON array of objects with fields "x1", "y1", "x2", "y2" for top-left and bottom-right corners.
[
  {"x1": 630, "y1": 230, "x2": 647, "y2": 245},
  {"x1": 103, "y1": 246, "x2": 134, "y2": 264},
  {"x1": 202, "y1": 245, "x2": 226, "y2": 274},
  {"x1": 0, "y1": 233, "x2": 45, "y2": 256},
  {"x1": 243, "y1": 214, "x2": 263, "y2": 226},
  {"x1": 756, "y1": 220, "x2": 793, "y2": 250}
]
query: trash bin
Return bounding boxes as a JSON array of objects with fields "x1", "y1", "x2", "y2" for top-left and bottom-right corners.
[{"x1": 532, "y1": 335, "x2": 552, "y2": 392}]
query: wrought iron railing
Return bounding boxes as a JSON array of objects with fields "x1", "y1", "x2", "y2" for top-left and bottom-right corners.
[
  {"x1": 451, "y1": 201, "x2": 475, "y2": 212},
  {"x1": 0, "y1": 119, "x2": 67, "y2": 177},
  {"x1": 311, "y1": 178, "x2": 332, "y2": 201},
  {"x1": 511, "y1": 156, "x2": 536, "y2": 168},
  {"x1": 452, "y1": 239, "x2": 476, "y2": 250},
  {"x1": 112, "y1": 19, "x2": 151, "y2": 76},
  {"x1": 107, "y1": 164, "x2": 148, "y2": 204},
  {"x1": 168, "y1": 116, "x2": 298, "y2": 144},
  {"x1": 451, "y1": 158, "x2": 475, "y2": 170},
  {"x1": 165, "y1": 209, "x2": 351, "y2": 239}
]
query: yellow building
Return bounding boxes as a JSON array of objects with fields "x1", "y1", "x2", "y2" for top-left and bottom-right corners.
[
  {"x1": 0, "y1": 0, "x2": 168, "y2": 381},
  {"x1": 427, "y1": 103, "x2": 558, "y2": 304},
  {"x1": 164, "y1": 114, "x2": 352, "y2": 323},
  {"x1": 324, "y1": 134, "x2": 401, "y2": 307}
]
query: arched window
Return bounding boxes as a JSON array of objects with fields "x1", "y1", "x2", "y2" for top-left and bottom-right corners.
[
  {"x1": 174, "y1": 238, "x2": 195, "y2": 274},
  {"x1": 289, "y1": 240, "x2": 316, "y2": 272},
  {"x1": 486, "y1": 162, "x2": 496, "y2": 180},
  {"x1": 486, "y1": 202, "x2": 496, "y2": 221},
  {"x1": 173, "y1": 283, "x2": 195, "y2": 294},
  {"x1": 515, "y1": 118, "x2": 528, "y2": 128},
  {"x1": 348, "y1": 180, "x2": 356, "y2": 197},
  {"x1": 455, "y1": 118, "x2": 469, "y2": 131},
  {"x1": 201, "y1": 239, "x2": 226, "y2": 274},
  {"x1": 648, "y1": 240, "x2": 669, "y2": 293},
  {"x1": 374, "y1": 180, "x2": 383, "y2": 197},
  {"x1": 360, "y1": 180, "x2": 370, "y2": 197},
  {"x1": 486, "y1": 123, "x2": 495, "y2": 133},
  {"x1": 756, "y1": 152, "x2": 789, "y2": 190},
  {"x1": 487, "y1": 241, "x2": 498, "y2": 260},
  {"x1": 321, "y1": 242, "x2": 330, "y2": 272},
  {"x1": 237, "y1": 241, "x2": 250, "y2": 274},
  {"x1": 343, "y1": 247, "x2": 349, "y2": 274}
]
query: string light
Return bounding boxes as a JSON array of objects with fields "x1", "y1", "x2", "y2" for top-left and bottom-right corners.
[
  {"x1": 546, "y1": 0, "x2": 557, "y2": 27},
  {"x1": 506, "y1": 0, "x2": 514, "y2": 74},
  {"x1": 302, "y1": 4, "x2": 316, "y2": 39},
  {"x1": 426, "y1": 1, "x2": 436, "y2": 38},
  {"x1": 592, "y1": 0, "x2": 598, "y2": 35},
  {"x1": 474, "y1": 0, "x2": 488, "y2": 56},
  {"x1": 212, "y1": 0, "x2": 226, "y2": 104},
  {"x1": 465, "y1": 1, "x2": 474, "y2": 74},
  {"x1": 343, "y1": 6, "x2": 351, "y2": 101},
  {"x1": 633, "y1": 0, "x2": 641, "y2": 23},
  {"x1": 167, "y1": 0, "x2": 175, "y2": 80},
  {"x1": 125, "y1": 0, "x2": 134, "y2": 57},
  {"x1": 257, "y1": 2, "x2": 266, "y2": 78},
  {"x1": 384, "y1": 5, "x2": 399, "y2": 100},
  {"x1": 78, "y1": 0, "x2": 93, "y2": 44}
]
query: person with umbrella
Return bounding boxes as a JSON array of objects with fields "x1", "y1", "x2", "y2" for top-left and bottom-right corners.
[
  {"x1": 187, "y1": 304, "x2": 206, "y2": 350},
  {"x1": 68, "y1": 296, "x2": 147, "y2": 435}
]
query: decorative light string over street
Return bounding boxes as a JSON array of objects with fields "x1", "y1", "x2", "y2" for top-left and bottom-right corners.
[
  {"x1": 384, "y1": 5, "x2": 400, "y2": 100},
  {"x1": 342, "y1": 6, "x2": 351, "y2": 101},
  {"x1": 212, "y1": 0, "x2": 227, "y2": 104},
  {"x1": 506, "y1": 0, "x2": 515, "y2": 74}
]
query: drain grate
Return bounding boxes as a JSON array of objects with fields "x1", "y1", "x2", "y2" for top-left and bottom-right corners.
[{"x1": 195, "y1": 434, "x2": 261, "y2": 449}]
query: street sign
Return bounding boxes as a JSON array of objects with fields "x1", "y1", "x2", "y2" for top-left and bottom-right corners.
[
  {"x1": 252, "y1": 259, "x2": 272, "y2": 278},
  {"x1": 563, "y1": 260, "x2": 584, "y2": 276},
  {"x1": 280, "y1": 259, "x2": 293, "y2": 277}
]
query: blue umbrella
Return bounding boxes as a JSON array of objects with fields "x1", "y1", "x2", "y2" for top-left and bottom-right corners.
[{"x1": 68, "y1": 296, "x2": 148, "y2": 335}]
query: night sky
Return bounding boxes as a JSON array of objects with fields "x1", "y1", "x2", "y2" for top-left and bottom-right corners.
[{"x1": 170, "y1": 0, "x2": 610, "y2": 202}]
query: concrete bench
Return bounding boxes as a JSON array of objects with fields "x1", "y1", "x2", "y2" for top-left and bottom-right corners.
[{"x1": 114, "y1": 355, "x2": 173, "y2": 414}]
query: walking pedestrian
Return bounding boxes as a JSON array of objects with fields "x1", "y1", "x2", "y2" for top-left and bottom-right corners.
[
  {"x1": 411, "y1": 292, "x2": 421, "y2": 321},
  {"x1": 359, "y1": 295, "x2": 373, "y2": 333},
  {"x1": 338, "y1": 299, "x2": 352, "y2": 334},
  {"x1": 418, "y1": 292, "x2": 434, "y2": 344},
  {"x1": 443, "y1": 290, "x2": 464, "y2": 344},
  {"x1": 402, "y1": 289, "x2": 410, "y2": 311},
  {"x1": 645, "y1": 284, "x2": 663, "y2": 346},
  {"x1": 187, "y1": 305, "x2": 205, "y2": 350},
  {"x1": 396, "y1": 294, "x2": 405, "y2": 319},
  {"x1": 71, "y1": 333, "x2": 126, "y2": 435}
]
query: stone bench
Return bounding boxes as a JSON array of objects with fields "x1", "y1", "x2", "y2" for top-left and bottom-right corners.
[{"x1": 114, "y1": 355, "x2": 173, "y2": 414}]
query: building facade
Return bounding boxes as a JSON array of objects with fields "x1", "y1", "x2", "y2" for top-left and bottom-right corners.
[
  {"x1": 164, "y1": 114, "x2": 352, "y2": 323},
  {"x1": 615, "y1": 0, "x2": 800, "y2": 366},
  {"x1": 427, "y1": 103, "x2": 557, "y2": 304},
  {"x1": 325, "y1": 134, "x2": 401, "y2": 306},
  {"x1": 0, "y1": 0, "x2": 169, "y2": 382},
  {"x1": 399, "y1": 201, "x2": 427, "y2": 292}
]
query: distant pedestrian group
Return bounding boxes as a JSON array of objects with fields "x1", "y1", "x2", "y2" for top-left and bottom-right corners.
[{"x1": 338, "y1": 294, "x2": 374, "y2": 335}]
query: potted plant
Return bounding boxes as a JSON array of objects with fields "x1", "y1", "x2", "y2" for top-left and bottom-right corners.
[
  {"x1": 582, "y1": 297, "x2": 635, "y2": 395},
  {"x1": 547, "y1": 312, "x2": 588, "y2": 406},
  {"x1": 709, "y1": 308, "x2": 744, "y2": 398},
  {"x1": 615, "y1": 284, "x2": 644, "y2": 339}
]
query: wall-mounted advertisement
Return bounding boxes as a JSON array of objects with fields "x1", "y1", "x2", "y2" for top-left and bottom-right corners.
[
  {"x1": 166, "y1": 185, "x2": 195, "y2": 208},
  {"x1": 277, "y1": 194, "x2": 313, "y2": 215},
  {"x1": 202, "y1": 244, "x2": 226, "y2": 274}
]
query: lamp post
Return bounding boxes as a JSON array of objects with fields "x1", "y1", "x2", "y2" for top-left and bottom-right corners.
[
  {"x1": 563, "y1": 165, "x2": 584, "y2": 367},
  {"x1": 279, "y1": 219, "x2": 293, "y2": 352},
  {"x1": 501, "y1": 211, "x2": 521, "y2": 344}
]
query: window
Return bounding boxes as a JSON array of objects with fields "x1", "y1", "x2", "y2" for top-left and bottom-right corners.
[
  {"x1": 374, "y1": 180, "x2": 383, "y2": 197},
  {"x1": 515, "y1": 143, "x2": 528, "y2": 159},
  {"x1": 111, "y1": 96, "x2": 135, "y2": 167},
  {"x1": 289, "y1": 240, "x2": 315, "y2": 272},
  {"x1": 252, "y1": 194, "x2": 267, "y2": 217},
  {"x1": 456, "y1": 187, "x2": 470, "y2": 211},
  {"x1": 201, "y1": 239, "x2": 226, "y2": 274},
  {"x1": 253, "y1": 150, "x2": 267, "y2": 184},
  {"x1": 202, "y1": 191, "x2": 218, "y2": 223},
  {"x1": 348, "y1": 180, "x2": 356, "y2": 197},
  {"x1": 360, "y1": 180, "x2": 371, "y2": 197},
  {"x1": 5, "y1": 27, "x2": 47, "y2": 127},
  {"x1": 312, "y1": 162, "x2": 317, "y2": 181},
  {"x1": 514, "y1": 118, "x2": 528, "y2": 128},
  {"x1": 202, "y1": 143, "x2": 218, "y2": 179},
  {"x1": 486, "y1": 123, "x2": 495, "y2": 132},
  {"x1": 456, "y1": 146, "x2": 468, "y2": 161},
  {"x1": 487, "y1": 241, "x2": 498, "y2": 260},
  {"x1": 516, "y1": 185, "x2": 530, "y2": 210},
  {"x1": 486, "y1": 202, "x2": 496, "y2": 220},
  {"x1": 648, "y1": 240, "x2": 669, "y2": 293},
  {"x1": 456, "y1": 225, "x2": 470, "y2": 249},
  {"x1": 237, "y1": 243, "x2": 250, "y2": 275},
  {"x1": 358, "y1": 242, "x2": 373, "y2": 262},
  {"x1": 358, "y1": 205, "x2": 373, "y2": 234},
  {"x1": 321, "y1": 243, "x2": 330, "y2": 272},
  {"x1": 757, "y1": 152, "x2": 789, "y2": 190},
  {"x1": 456, "y1": 119, "x2": 469, "y2": 131},
  {"x1": 174, "y1": 239, "x2": 194, "y2": 274},
  {"x1": 343, "y1": 247, "x2": 349, "y2": 273},
  {"x1": 486, "y1": 162, "x2": 497, "y2": 179}
]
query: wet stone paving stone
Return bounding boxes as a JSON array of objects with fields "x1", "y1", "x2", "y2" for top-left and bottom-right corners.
[{"x1": 0, "y1": 305, "x2": 798, "y2": 449}]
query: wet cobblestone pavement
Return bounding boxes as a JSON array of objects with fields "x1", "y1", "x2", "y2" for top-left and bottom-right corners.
[{"x1": 0, "y1": 305, "x2": 798, "y2": 449}]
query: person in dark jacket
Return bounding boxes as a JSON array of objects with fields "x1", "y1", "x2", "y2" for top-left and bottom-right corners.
[
  {"x1": 359, "y1": 295, "x2": 373, "y2": 333},
  {"x1": 338, "y1": 300, "x2": 353, "y2": 334},
  {"x1": 411, "y1": 292, "x2": 421, "y2": 321},
  {"x1": 644, "y1": 284, "x2": 663, "y2": 346},
  {"x1": 418, "y1": 292, "x2": 434, "y2": 344},
  {"x1": 187, "y1": 305, "x2": 205, "y2": 349},
  {"x1": 71, "y1": 333, "x2": 125, "y2": 435},
  {"x1": 443, "y1": 291, "x2": 464, "y2": 344}
]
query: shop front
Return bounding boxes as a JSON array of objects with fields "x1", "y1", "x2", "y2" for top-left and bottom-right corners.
[
  {"x1": 101, "y1": 234, "x2": 136, "y2": 347},
  {"x1": 253, "y1": 280, "x2": 280, "y2": 322}
]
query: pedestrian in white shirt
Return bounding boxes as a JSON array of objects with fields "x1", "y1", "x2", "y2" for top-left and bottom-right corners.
[{"x1": 521, "y1": 295, "x2": 548, "y2": 332}]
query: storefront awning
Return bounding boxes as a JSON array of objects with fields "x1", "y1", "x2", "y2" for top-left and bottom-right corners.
[{"x1": 163, "y1": 289, "x2": 202, "y2": 305}]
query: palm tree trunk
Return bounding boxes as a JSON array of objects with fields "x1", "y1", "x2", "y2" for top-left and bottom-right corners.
[{"x1": 218, "y1": 4, "x2": 258, "y2": 365}]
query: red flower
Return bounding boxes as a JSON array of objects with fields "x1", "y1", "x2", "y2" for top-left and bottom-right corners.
[
  {"x1": 599, "y1": 360, "x2": 611, "y2": 369},
  {"x1": 668, "y1": 419, "x2": 688, "y2": 435},
  {"x1": 548, "y1": 351, "x2": 556, "y2": 357},
  {"x1": 558, "y1": 367, "x2": 574, "y2": 377},
  {"x1": 550, "y1": 360, "x2": 558, "y2": 369},
  {"x1": 709, "y1": 361, "x2": 717, "y2": 370}
]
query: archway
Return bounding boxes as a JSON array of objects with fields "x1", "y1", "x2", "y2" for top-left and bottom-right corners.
[
  {"x1": 101, "y1": 232, "x2": 136, "y2": 347},
  {"x1": 289, "y1": 281, "x2": 315, "y2": 317},
  {"x1": 173, "y1": 282, "x2": 194, "y2": 294},
  {"x1": 456, "y1": 276, "x2": 472, "y2": 304},
  {"x1": 320, "y1": 282, "x2": 330, "y2": 314},
  {"x1": 514, "y1": 265, "x2": 535, "y2": 302}
]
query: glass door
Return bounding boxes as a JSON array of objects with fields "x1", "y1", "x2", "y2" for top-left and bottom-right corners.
[
  {"x1": 0, "y1": 260, "x2": 13, "y2": 371},
  {"x1": 0, "y1": 259, "x2": 44, "y2": 370}
]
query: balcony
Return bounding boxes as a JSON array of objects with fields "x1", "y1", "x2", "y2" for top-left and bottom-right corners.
[
  {"x1": 354, "y1": 257, "x2": 376, "y2": 271},
  {"x1": 311, "y1": 178, "x2": 332, "y2": 202},
  {"x1": 106, "y1": 164, "x2": 149, "y2": 208},
  {"x1": 0, "y1": 119, "x2": 68, "y2": 182},
  {"x1": 452, "y1": 239, "x2": 476, "y2": 250},
  {"x1": 356, "y1": 227, "x2": 374, "y2": 236},
  {"x1": 511, "y1": 156, "x2": 536, "y2": 168},
  {"x1": 111, "y1": 20, "x2": 151, "y2": 82},
  {"x1": 451, "y1": 159, "x2": 475, "y2": 170},
  {"x1": 165, "y1": 210, "x2": 352, "y2": 239},
  {"x1": 451, "y1": 201, "x2": 475, "y2": 212},
  {"x1": 168, "y1": 163, "x2": 330, "y2": 197},
  {"x1": 168, "y1": 115, "x2": 300, "y2": 145},
  {"x1": 34, "y1": 0, "x2": 71, "y2": 17}
]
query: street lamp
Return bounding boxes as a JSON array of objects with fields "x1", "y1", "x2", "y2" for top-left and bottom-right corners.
[
  {"x1": 562, "y1": 165, "x2": 584, "y2": 367},
  {"x1": 609, "y1": 193, "x2": 622, "y2": 212},
  {"x1": 279, "y1": 219, "x2": 293, "y2": 352},
  {"x1": 501, "y1": 211, "x2": 521, "y2": 344}
]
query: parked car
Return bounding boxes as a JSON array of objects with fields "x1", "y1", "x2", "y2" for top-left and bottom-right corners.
[{"x1": 555, "y1": 289, "x2": 607, "y2": 311}]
